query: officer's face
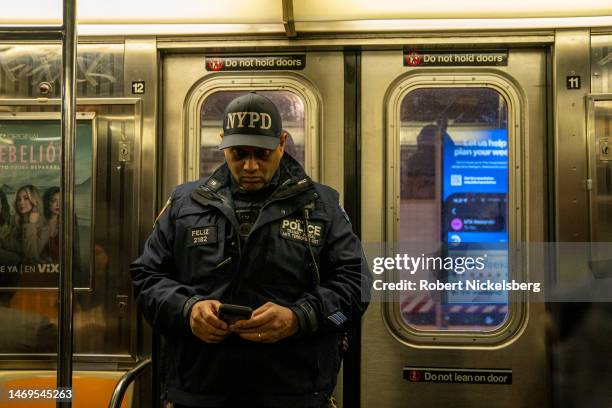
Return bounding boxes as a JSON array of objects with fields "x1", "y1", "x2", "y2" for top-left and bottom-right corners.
[{"x1": 223, "y1": 133, "x2": 287, "y2": 191}]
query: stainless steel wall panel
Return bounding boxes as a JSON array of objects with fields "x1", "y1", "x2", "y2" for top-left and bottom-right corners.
[
  {"x1": 123, "y1": 45, "x2": 158, "y2": 407},
  {"x1": 87, "y1": 103, "x2": 138, "y2": 356},
  {"x1": 123, "y1": 38, "x2": 158, "y2": 271},
  {"x1": 157, "y1": 34, "x2": 555, "y2": 51},
  {"x1": 304, "y1": 52, "x2": 344, "y2": 194},
  {"x1": 553, "y1": 29, "x2": 591, "y2": 283},
  {"x1": 161, "y1": 54, "x2": 201, "y2": 198}
]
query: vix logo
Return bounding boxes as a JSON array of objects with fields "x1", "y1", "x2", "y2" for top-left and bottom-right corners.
[{"x1": 38, "y1": 263, "x2": 60, "y2": 273}]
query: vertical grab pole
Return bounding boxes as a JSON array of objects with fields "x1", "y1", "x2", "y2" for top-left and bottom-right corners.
[{"x1": 57, "y1": 0, "x2": 77, "y2": 406}]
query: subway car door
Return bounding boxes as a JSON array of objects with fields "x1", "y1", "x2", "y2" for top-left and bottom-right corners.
[
  {"x1": 160, "y1": 49, "x2": 346, "y2": 400},
  {"x1": 360, "y1": 47, "x2": 549, "y2": 407}
]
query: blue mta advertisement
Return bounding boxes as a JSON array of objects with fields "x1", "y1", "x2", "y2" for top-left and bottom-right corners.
[
  {"x1": 442, "y1": 128, "x2": 508, "y2": 245},
  {"x1": 442, "y1": 128, "x2": 509, "y2": 306}
]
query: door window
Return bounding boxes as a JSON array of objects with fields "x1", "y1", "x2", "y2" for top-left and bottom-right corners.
[
  {"x1": 199, "y1": 91, "x2": 306, "y2": 178},
  {"x1": 397, "y1": 87, "x2": 511, "y2": 333}
]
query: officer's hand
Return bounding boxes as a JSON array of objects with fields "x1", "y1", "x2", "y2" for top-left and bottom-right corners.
[
  {"x1": 190, "y1": 300, "x2": 231, "y2": 344},
  {"x1": 230, "y1": 302, "x2": 298, "y2": 343}
]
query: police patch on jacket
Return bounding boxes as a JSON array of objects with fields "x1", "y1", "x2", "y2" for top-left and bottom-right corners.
[
  {"x1": 280, "y1": 218, "x2": 324, "y2": 246},
  {"x1": 188, "y1": 226, "x2": 218, "y2": 246}
]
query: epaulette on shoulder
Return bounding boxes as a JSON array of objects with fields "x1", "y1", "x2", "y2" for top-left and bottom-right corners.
[
  {"x1": 204, "y1": 177, "x2": 223, "y2": 192},
  {"x1": 154, "y1": 197, "x2": 172, "y2": 227},
  {"x1": 313, "y1": 182, "x2": 340, "y2": 203},
  {"x1": 169, "y1": 180, "x2": 207, "y2": 210}
]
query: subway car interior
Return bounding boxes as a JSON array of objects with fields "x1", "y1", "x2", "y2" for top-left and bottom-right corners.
[{"x1": 1, "y1": 0, "x2": 612, "y2": 407}]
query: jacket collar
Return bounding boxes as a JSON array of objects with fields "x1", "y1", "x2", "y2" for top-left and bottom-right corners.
[
  {"x1": 198, "y1": 153, "x2": 311, "y2": 200},
  {"x1": 190, "y1": 154, "x2": 320, "y2": 242}
]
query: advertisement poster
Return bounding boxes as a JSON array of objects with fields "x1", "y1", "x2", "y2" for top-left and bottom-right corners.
[
  {"x1": 0, "y1": 118, "x2": 92, "y2": 289},
  {"x1": 442, "y1": 128, "x2": 509, "y2": 306},
  {"x1": 442, "y1": 128, "x2": 509, "y2": 244}
]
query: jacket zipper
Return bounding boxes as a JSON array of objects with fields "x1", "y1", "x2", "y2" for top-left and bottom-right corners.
[
  {"x1": 199, "y1": 187, "x2": 242, "y2": 256},
  {"x1": 215, "y1": 256, "x2": 233, "y2": 269}
]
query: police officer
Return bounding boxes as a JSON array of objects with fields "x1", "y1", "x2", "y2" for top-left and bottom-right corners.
[{"x1": 130, "y1": 93, "x2": 371, "y2": 408}]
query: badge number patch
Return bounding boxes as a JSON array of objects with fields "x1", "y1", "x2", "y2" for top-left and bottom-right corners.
[
  {"x1": 280, "y1": 218, "x2": 324, "y2": 246},
  {"x1": 188, "y1": 226, "x2": 218, "y2": 246}
]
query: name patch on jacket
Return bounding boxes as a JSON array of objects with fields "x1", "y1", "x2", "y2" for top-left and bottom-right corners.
[
  {"x1": 280, "y1": 218, "x2": 324, "y2": 246},
  {"x1": 188, "y1": 226, "x2": 218, "y2": 246}
]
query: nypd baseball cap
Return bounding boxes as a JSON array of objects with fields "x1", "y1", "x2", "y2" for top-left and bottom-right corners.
[{"x1": 219, "y1": 92, "x2": 282, "y2": 150}]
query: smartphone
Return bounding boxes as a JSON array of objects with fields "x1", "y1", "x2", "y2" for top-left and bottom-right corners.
[{"x1": 218, "y1": 304, "x2": 253, "y2": 324}]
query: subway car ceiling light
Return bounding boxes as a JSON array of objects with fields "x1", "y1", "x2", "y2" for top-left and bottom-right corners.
[
  {"x1": 1, "y1": 17, "x2": 611, "y2": 36},
  {"x1": 294, "y1": 16, "x2": 612, "y2": 32},
  {"x1": 2, "y1": 0, "x2": 612, "y2": 34},
  {"x1": 2, "y1": 0, "x2": 612, "y2": 22},
  {"x1": 75, "y1": 24, "x2": 285, "y2": 36}
]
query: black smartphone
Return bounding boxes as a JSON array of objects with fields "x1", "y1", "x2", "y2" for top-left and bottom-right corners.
[{"x1": 218, "y1": 304, "x2": 253, "y2": 324}]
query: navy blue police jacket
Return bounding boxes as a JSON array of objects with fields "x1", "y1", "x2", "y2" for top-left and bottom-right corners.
[{"x1": 130, "y1": 154, "x2": 371, "y2": 407}]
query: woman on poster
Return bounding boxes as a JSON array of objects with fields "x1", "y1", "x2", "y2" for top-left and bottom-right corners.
[
  {"x1": 41, "y1": 187, "x2": 60, "y2": 263},
  {"x1": 0, "y1": 189, "x2": 21, "y2": 265},
  {"x1": 41, "y1": 186, "x2": 81, "y2": 273},
  {"x1": 13, "y1": 185, "x2": 49, "y2": 262}
]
